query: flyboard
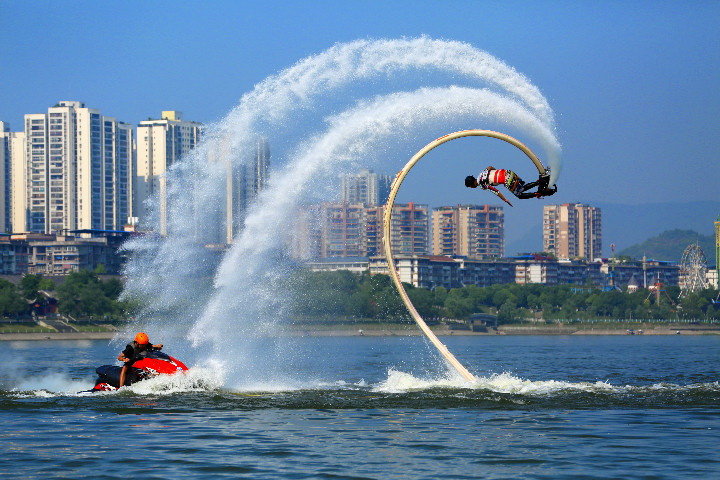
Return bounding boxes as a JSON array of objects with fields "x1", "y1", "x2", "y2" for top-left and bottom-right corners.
[{"x1": 382, "y1": 129, "x2": 547, "y2": 383}]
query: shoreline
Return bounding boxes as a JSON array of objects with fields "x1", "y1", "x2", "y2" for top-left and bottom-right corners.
[{"x1": 1, "y1": 325, "x2": 718, "y2": 341}]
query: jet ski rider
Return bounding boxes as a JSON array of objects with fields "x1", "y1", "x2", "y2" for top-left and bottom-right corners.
[{"x1": 117, "y1": 332, "x2": 164, "y2": 388}]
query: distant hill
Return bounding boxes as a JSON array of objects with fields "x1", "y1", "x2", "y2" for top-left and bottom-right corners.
[
  {"x1": 503, "y1": 200, "x2": 719, "y2": 259},
  {"x1": 597, "y1": 200, "x2": 719, "y2": 257},
  {"x1": 618, "y1": 229, "x2": 716, "y2": 264}
]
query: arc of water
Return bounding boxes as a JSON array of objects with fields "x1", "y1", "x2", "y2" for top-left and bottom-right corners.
[
  {"x1": 382, "y1": 129, "x2": 547, "y2": 383},
  {"x1": 124, "y1": 38, "x2": 561, "y2": 320}
]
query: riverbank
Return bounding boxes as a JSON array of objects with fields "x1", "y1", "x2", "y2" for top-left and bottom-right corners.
[
  {"x1": 0, "y1": 331, "x2": 118, "y2": 341},
  {"x1": 1, "y1": 323, "x2": 718, "y2": 341},
  {"x1": 283, "y1": 324, "x2": 720, "y2": 336}
]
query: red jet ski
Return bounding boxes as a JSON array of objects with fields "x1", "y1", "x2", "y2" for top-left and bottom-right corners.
[{"x1": 92, "y1": 350, "x2": 188, "y2": 391}]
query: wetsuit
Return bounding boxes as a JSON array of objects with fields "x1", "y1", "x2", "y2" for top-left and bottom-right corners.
[
  {"x1": 479, "y1": 167, "x2": 556, "y2": 199},
  {"x1": 119, "y1": 343, "x2": 157, "y2": 385},
  {"x1": 121, "y1": 343, "x2": 155, "y2": 366}
]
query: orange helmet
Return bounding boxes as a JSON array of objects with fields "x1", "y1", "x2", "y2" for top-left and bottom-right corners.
[{"x1": 134, "y1": 332, "x2": 150, "y2": 345}]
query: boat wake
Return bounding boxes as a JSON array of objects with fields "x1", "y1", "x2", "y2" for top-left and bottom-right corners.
[
  {"x1": 5, "y1": 366, "x2": 222, "y2": 397},
  {"x1": 374, "y1": 369, "x2": 615, "y2": 394},
  {"x1": 5, "y1": 367, "x2": 718, "y2": 411}
]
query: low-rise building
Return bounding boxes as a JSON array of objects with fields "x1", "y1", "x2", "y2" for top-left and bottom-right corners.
[
  {"x1": 367, "y1": 255, "x2": 679, "y2": 290},
  {"x1": 0, "y1": 231, "x2": 133, "y2": 275},
  {"x1": 305, "y1": 257, "x2": 370, "y2": 274}
]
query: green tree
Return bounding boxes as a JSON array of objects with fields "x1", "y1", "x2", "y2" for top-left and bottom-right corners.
[
  {"x1": 345, "y1": 290, "x2": 374, "y2": 318},
  {"x1": 498, "y1": 301, "x2": 520, "y2": 323},
  {"x1": 445, "y1": 288, "x2": 473, "y2": 319},
  {"x1": 407, "y1": 287, "x2": 438, "y2": 318},
  {"x1": 56, "y1": 270, "x2": 117, "y2": 318},
  {"x1": 20, "y1": 274, "x2": 55, "y2": 301},
  {"x1": 433, "y1": 286, "x2": 448, "y2": 306},
  {"x1": 374, "y1": 287, "x2": 405, "y2": 319},
  {"x1": 0, "y1": 279, "x2": 28, "y2": 317}
]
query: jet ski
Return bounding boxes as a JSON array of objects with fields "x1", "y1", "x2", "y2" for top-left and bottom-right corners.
[{"x1": 92, "y1": 350, "x2": 188, "y2": 391}]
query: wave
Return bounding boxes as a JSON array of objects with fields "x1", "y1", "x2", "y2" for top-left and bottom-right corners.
[{"x1": 5, "y1": 368, "x2": 718, "y2": 412}]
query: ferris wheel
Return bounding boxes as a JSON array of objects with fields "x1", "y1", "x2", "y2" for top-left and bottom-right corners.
[{"x1": 679, "y1": 244, "x2": 708, "y2": 297}]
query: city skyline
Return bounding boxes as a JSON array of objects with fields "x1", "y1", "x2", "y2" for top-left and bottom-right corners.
[
  {"x1": 1, "y1": 99, "x2": 715, "y2": 268},
  {"x1": 9, "y1": 101, "x2": 133, "y2": 234},
  {"x1": 2, "y1": 2, "x2": 719, "y2": 254},
  {"x1": 1, "y1": 100, "x2": 713, "y2": 264},
  {"x1": 1, "y1": 100, "x2": 273, "y2": 242}
]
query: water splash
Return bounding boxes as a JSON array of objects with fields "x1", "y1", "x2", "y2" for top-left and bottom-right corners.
[
  {"x1": 10, "y1": 372, "x2": 91, "y2": 395},
  {"x1": 372, "y1": 369, "x2": 614, "y2": 394},
  {"x1": 122, "y1": 38, "x2": 562, "y2": 386}
]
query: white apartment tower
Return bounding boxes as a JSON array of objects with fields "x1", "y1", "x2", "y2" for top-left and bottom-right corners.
[
  {"x1": 543, "y1": 203, "x2": 602, "y2": 260},
  {"x1": 340, "y1": 169, "x2": 392, "y2": 207},
  {"x1": 135, "y1": 111, "x2": 203, "y2": 233},
  {"x1": 21, "y1": 101, "x2": 133, "y2": 234},
  {"x1": 0, "y1": 122, "x2": 22, "y2": 232}
]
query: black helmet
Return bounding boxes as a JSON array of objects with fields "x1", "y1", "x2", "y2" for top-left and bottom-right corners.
[{"x1": 464, "y1": 175, "x2": 477, "y2": 188}]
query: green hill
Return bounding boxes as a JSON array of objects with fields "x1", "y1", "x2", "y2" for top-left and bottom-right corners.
[{"x1": 618, "y1": 229, "x2": 716, "y2": 264}]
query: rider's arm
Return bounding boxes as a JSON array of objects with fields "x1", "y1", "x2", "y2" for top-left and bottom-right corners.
[{"x1": 118, "y1": 344, "x2": 133, "y2": 362}]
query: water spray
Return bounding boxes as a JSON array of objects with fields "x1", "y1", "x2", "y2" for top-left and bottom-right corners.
[{"x1": 120, "y1": 38, "x2": 561, "y2": 384}]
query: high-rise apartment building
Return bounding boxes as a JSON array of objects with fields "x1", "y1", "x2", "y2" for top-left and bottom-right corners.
[
  {"x1": 290, "y1": 202, "x2": 366, "y2": 259},
  {"x1": 0, "y1": 122, "x2": 22, "y2": 232},
  {"x1": 340, "y1": 169, "x2": 392, "y2": 206},
  {"x1": 233, "y1": 138, "x2": 270, "y2": 224},
  {"x1": 366, "y1": 202, "x2": 429, "y2": 257},
  {"x1": 543, "y1": 203, "x2": 602, "y2": 260},
  {"x1": 224, "y1": 137, "x2": 270, "y2": 243},
  {"x1": 432, "y1": 204, "x2": 504, "y2": 258},
  {"x1": 318, "y1": 202, "x2": 367, "y2": 258},
  {"x1": 19, "y1": 101, "x2": 133, "y2": 234},
  {"x1": 135, "y1": 111, "x2": 203, "y2": 233},
  {"x1": 291, "y1": 202, "x2": 429, "y2": 259}
]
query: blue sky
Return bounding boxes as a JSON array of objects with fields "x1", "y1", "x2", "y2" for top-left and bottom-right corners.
[{"x1": 2, "y1": 1, "x2": 718, "y2": 251}]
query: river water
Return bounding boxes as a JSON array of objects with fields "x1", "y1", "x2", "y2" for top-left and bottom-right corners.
[{"x1": 0, "y1": 335, "x2": 718, "y2": 479}]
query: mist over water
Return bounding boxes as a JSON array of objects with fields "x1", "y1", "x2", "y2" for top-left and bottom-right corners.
[{"x1": 121, "y1": 37, "x2": 561, "y2": 385}]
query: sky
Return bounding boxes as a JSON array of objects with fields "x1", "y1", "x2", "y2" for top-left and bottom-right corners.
[{"x1": 1, "y1": 1, "x2": 719, "y2": 252}]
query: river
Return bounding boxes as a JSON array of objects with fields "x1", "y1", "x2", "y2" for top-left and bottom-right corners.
[{"x1": 1, "y1": 335, "x2": 718, "y2": 479}]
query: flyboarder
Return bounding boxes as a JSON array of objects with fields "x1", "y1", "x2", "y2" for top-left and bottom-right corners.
[{"x1": 464, "y1": 166, "x2": 557, "y2": 206}]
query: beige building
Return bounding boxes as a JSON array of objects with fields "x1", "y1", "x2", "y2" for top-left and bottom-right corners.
[
  {"x1": 291, "y1": 202, "x2": 367, "y2": 259},
  {"x1": 0, "y1": 121, "x2": 25, "y2": 232},
  {"x1": 432, "y1": 204, "x2": 504, "y2": 259},
  {"x1": 320, "y1": 202, "x2": 367, "y2": 258},
  {"x1": 292, "y1": 202, "x2": 429, "y2": 259},
  {"x1": 543, "y1": 203, "x2": 602, "y2": 260},
  {"x1": 367, "y1": 202, "x2": 429, "y2": 257},
  {"x1": 135, "y1": 111, "x2": 203, "y2": 233},
  {"x1": 17, "y1": 101, "x2": 133, "y2": 234}
]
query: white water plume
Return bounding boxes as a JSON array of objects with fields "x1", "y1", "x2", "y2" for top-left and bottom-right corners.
[
  {"x1": 220, "y1": 36, "x2": 555, "y2": 137},
  {"x1": 122, "y1": 37, "x2": 562, "y2": 384},
  {"x1": 190, "y1": 86, "x2": 558, "y2": 354},
  {"x1": 374, "y1": 369, "x2": 615, "y2": 395}
]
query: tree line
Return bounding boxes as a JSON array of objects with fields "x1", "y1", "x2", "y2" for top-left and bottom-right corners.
[
  {"x1": 0, "y1": 269, "x2": 717, "y2": 324},
  {"x1": 287, "y1": 270, "x2": 720, "y2": 323},
  {"x1": 0, "y1": 271, "x2": 130, "y2": 321}
]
